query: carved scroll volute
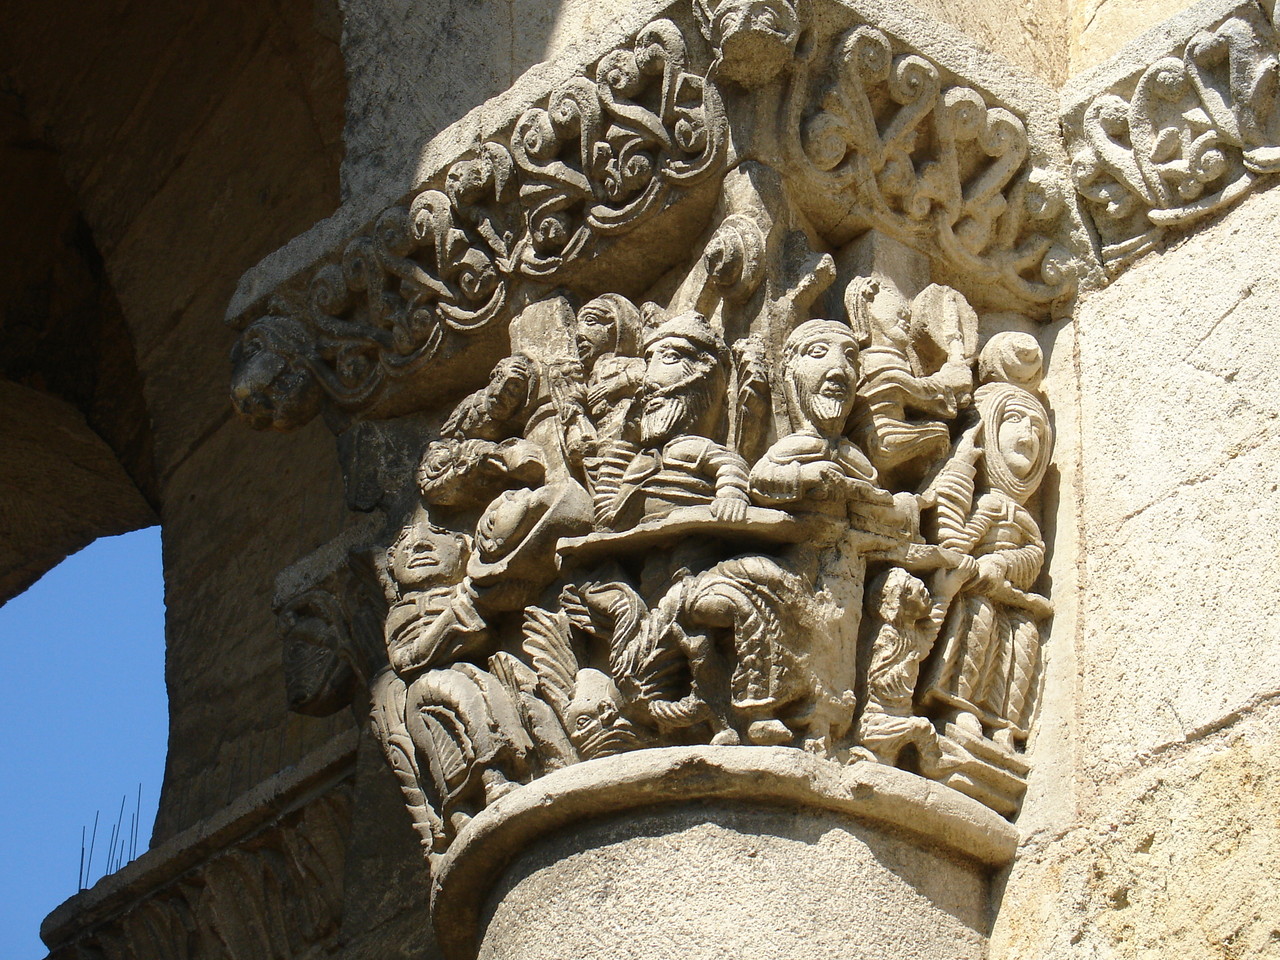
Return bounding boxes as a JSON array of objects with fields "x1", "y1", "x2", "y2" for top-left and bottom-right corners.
[
  {"x1": 783, "y1": 21, "x2": 1080, "y2": 310},
  {"x1": 1068, "y1": 8, "x2": 1280, "y2": 269}
]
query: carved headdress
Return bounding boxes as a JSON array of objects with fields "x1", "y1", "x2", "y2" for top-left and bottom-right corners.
[{"x1": 974, "y1": 382, "x2": 1051, "y2": 504}]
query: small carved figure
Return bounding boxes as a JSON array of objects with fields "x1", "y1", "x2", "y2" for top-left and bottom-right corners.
[
  {"x1": 442, "y1": 353, "x2": 538, "y2": 441},
  {"x1": 666, "y1": 555, "x2": 846, "y2": 751},
  {"x1": 920, "y1": 378, "x2": 1053, "y2": 746},
  {"x1": 562, "y1": 579, "x2": 729, "y2": 740},
  {"x1": 750, "y1": 318, "x2": 891, "y2": 519},
  {"x1": 380, "y1": 510, "x2": 533, "y2": 833},
  {"x1": 845, "y1": 278, "x2": 976, "y2": 488},
  {"x1": 604, "y1": 313, "x2": 751, "y2": 529},
  {"x1": 514, "y1": 603, "x2": 651, "y2": 761},
  {"x1": 555, "y1": 294, "x2": 646, "y2": 471},
  {"x1": 382, "y1": 513, "x2": 490, "y2": 676},
  {"x1": 856, "y1": 565, "x2": 969, "y2": 768},
  {"x1": 467, "y1": 479, "x2": 593, "y2": 611},
  {"x1": 416, "y1": 437, "x2": 546, "y2": 509}
]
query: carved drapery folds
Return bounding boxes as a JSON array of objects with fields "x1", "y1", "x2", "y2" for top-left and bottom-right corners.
[
  {"x1": 1065, "y1": 2, "x2": 1280, "y2": 271},
  {"x1": 231, "y1": 0, "x2": 1066, "y2": 910}
]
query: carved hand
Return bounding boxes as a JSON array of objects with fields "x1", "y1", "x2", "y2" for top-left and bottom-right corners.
[
  {"x1": 710, "y1": 495, "x2": 749, "y2": 523},
  {"x1": 954, "y1": 421, "x2": 983, "y2": 464}
]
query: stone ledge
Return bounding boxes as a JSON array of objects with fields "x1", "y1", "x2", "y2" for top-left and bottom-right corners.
[{"x1": 40, "y1": 728, "x2": 358, "y2": 951}]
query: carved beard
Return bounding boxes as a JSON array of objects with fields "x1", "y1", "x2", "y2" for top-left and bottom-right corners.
[
  {"x1": 641, "y1": 365, "x2": 720, "y2": 445},
  {"x1": 640, "y1": 394, "x2": 689, "y2": 445},
  {"x1": 805, "y1": 392, "x2": 848, "y2": 430}
]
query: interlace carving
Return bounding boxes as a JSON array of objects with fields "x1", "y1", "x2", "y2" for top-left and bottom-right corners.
[
  {"x1": 1067, "y1": 6, "x2": 1280, "y2": 269},
  {"x1": 230, "y1": 18, "x2": 727, "y2": 429},
  {"x1": 786, "y1": 24, "x2": 1077, "y2": 309}
]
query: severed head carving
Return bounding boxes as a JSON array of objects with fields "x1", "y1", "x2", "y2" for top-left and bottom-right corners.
[
  {"x1": 979, "y1": 331, "x2": 1045, "y2": 391},
  {"x1": 781, "y1": 318, "x2": 860, "y2": 436},
  {"x1": 230, "y1": 316, "x2": 323, "y2": 431},
  {"x1": 639, "y1": 313, "x2": 730, "y2": 445}
]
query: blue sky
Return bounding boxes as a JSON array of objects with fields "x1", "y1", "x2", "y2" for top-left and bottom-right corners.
[{"x1": 0, "y1": 527, "x2": 168, "y2": 960}]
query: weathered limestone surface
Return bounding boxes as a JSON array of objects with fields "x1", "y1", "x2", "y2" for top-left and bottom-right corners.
[
  {"x1": 0, "y1": 381, "x2": 155, "y2": 599},
  {"x1": 991, "y1": 176, "x2": 1280, "y2": 959},
  {"x1": 1070, "y1": 0, "x2": 1200, "y2": 75},
  {"x1": 1, "y1": 0, "x2": 364, "y2": 849},
  {"x1": 340, "y1": 0, "x2": 673, "y2": 200},
  {"x1": 483, "y1": 805, "x2": 990, "y2": 960}
]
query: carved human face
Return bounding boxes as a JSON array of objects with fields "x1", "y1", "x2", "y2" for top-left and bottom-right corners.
[
  {"x1": 641, "y1": 335, "x2": 713, "y2": 444},
  {"x1": 900, "y1": 576, "x2": 932, "y2": 622},
  {"x1": 388, "y1": 517, "x2": 467, "y2": 592},
  {"x1": 995, "y1": 403, "x2": 1042, "y2": 480},
  {"x1": 475, "y1": 487, "x2": 541, "y2": 562},
  {"x1": 866, "y1": 283, "x2": 910, "y2": 347},
  {"x1": 575, "y1": 300, "x2": 619, "y2": 366},
  {"x1": 787, "y1": 323, "x2": 859, "y2": 436}
]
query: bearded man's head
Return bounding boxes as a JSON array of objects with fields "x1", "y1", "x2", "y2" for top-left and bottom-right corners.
[
  {"x1": 639, "y1": 314, "x2": 729, "y2": 445},
  {"x1": 782, "y1": 319, "x2": 860, "y2": 437}
]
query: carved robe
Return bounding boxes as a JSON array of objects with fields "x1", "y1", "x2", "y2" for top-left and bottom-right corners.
[
  {"x1": 850, "y1": 343, "x2": 961, "y2": 476},
  {"x1": 921, "y1": 459, "x2": 1046, "y2": 735},
  {"x1": 605, "y1": 436, "x2": 750, "y2": 530},
  {"x1": 749, "y1": 432, "x2": 880, "y2": 514}
]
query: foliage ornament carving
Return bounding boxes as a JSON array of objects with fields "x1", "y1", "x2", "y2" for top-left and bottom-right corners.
[
  {"x1": 1065, "y1": 2, "x2": 1280, "y2": 270},
  {"x1": 229, "y1": 0, "x2": 1087, "y2": 432}
]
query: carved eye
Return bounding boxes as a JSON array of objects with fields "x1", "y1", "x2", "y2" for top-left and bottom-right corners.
[
  {"x1": 576, "y1": 715, "x2": 592, "y2": 728},
  {"x1": 806, "y1": 343, "x2": 829, "y2": 358}
]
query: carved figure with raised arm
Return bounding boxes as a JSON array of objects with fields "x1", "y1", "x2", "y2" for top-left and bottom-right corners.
[
  {"x1": 556, "y1": 294, "x2": 646, "y2": 474},
  {"x1": 845, "y1": 277, "x2": 976, "y2": 488}
]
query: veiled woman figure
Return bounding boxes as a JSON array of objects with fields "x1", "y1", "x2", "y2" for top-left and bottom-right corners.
[{"x1": 919, "y1": 376, "x2": 1053, "y2": 746}]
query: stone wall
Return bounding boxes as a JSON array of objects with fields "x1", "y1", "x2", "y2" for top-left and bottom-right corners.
[
  {"x1": 17, "y1": 0, "x2": 1280, "y2": 958},
  {"x1": 992, "y1": 177, "x2": 1280, "y2": 960},
  {"x1": 1, "y1": 0, "x2": 358, "y2": 843}
]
